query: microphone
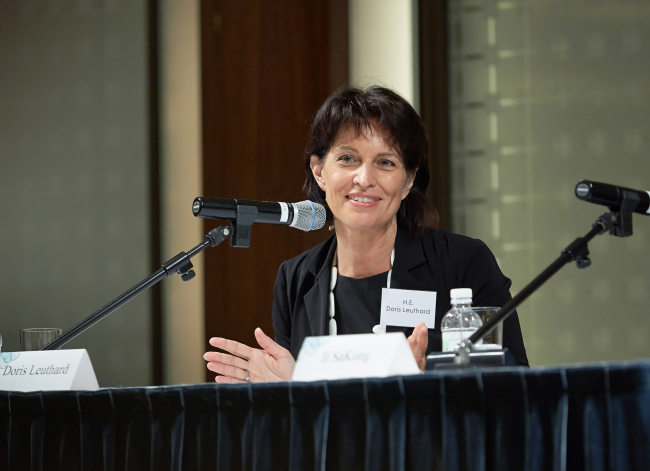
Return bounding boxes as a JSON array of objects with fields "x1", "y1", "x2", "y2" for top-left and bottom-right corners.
[
  {"x1": 192, "y1": 197, "x2": 327, "y2": 231},
  {"x1": 575, "y1": 180, "x2": 650, "y2": 215}
]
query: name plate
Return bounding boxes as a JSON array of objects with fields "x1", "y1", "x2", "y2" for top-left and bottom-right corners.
[
  {"x1": 292, "y1": 332, "x2": 420, "y2": 382},
  {"x1": 0, "y1": 349, "x2": 99, "y2": 392}
]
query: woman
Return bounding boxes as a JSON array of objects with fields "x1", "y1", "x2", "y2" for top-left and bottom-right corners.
[{"x1": 204, "y1": 87, "x2": 528, "y2": 383}]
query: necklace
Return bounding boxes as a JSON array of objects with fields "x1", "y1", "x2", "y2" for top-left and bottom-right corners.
[{"x1": 328, "y1": 248, "x2": 395, "y2": 335}]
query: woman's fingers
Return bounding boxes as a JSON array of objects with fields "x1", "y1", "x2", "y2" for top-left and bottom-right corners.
[
  {"x1": 209, "y1": 337, "x2": 255, "y2": 360},
  {"x1": 408, "y1": 322, "x2": 428, "y2": 371},
  {"x1": 206, "y1": 331, "x2": 295, "y2": 383},
  {"x1": 215, "y1": 375, "x2": 245, "y2": 384},
  {"x1": 254, "y1": 327, "x2": 291, "y2": 359},
  {"x1": 414, "y1": 322, "x2": 428, "y2": 350},
  {"x1": 203, "y1": 351, "x2": 249, "y2": 371},
  {"x1": 207, "y1": 361, "x2": 248, "y2": 381},
  {"x1": 407, "y1": 333, "x2": 421, "y2": 355}
]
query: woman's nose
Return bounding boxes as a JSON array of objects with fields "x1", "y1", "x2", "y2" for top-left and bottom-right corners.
[{"x1": 353, "y1": 162, "x2": 377, "y2": 188}]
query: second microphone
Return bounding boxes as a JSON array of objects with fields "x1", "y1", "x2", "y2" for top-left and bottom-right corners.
[{"x1": 192, "y1": 197, "x2": 327, "y2": 232}]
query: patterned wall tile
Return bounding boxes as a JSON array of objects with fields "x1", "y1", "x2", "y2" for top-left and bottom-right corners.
[{"x1": 448, "y1": 0, "x2": 650, "y2": 366}]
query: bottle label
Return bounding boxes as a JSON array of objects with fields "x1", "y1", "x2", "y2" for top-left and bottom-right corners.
[{"x1": 441, "y1": 328, "x2": 482, "y2": 352}]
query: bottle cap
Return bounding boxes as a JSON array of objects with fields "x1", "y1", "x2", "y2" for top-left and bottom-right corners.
[{"x1": 450, "y1": 288, "x2": 472, "y2": 302}]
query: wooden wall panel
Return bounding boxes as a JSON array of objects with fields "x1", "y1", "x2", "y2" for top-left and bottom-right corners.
[
  {"x1": 200, "y1": 0, "x2": 348, "y2": 379},
  {"x1": 419, "y1": 0, "x2": 451, "y2": 230}
]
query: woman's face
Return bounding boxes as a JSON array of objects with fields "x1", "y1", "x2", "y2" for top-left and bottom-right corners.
[{"x1": 310, "y1": 122, "x2": 414, "y2": 234}]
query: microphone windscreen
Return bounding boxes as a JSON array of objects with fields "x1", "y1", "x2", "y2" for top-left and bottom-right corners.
[{"x1": 290, "y1": 201, "x2": 326, "y2": 231}]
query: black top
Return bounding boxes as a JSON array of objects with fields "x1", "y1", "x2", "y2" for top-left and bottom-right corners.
[
  {"x1": 272, "y1": 227, "x2": 529, "y2": 366},
  {"x1": 334, "y1": 271, "x2": 388, "y2": 335}
]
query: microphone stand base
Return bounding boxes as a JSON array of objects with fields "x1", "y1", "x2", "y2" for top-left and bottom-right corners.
[{"x1": 425, "y1": 349, "x2": 517, "y2": 371}]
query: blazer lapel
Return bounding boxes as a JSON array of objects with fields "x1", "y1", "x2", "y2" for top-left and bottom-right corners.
[
  {"x1": 302, "y1": 237, "x2": 337, "y2": 336},
  {"x1": 301, "y1": 228, "x2": 433, "y2": 336},
  {"x1": 390, "y1": 227, "x2": 427, "y2": 291}
]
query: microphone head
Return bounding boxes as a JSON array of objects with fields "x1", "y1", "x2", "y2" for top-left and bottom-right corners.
[{"x1": 289, "y1": 201, "x2": 326, "y2": 231}]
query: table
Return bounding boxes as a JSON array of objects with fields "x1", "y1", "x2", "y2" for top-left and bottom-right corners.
[{"x1": 1, "y1": 361, "x2": 649, "y2": 470}]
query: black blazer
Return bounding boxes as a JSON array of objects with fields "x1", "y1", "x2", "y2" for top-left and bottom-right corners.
[{"x1": 272, "y1": 227, "x2": 529, "y2": 366}]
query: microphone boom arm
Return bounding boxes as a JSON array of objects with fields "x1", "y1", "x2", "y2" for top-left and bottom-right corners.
[
  {"x1": 455, "y1": 194, "x2": 639, "y2": 365},
  {"x1": 41, "y1": 226, "x2": 231, "y2": 351}
]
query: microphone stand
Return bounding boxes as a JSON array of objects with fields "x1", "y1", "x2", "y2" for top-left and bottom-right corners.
[
  {"x1": 41, "y1": 226, "x2": 231, "y2": 351},
  {"x1": 445, "y1": 191, "x2": 640, "y2": 367}
]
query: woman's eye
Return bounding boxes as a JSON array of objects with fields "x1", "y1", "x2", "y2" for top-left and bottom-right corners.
[
  {"x1": 378, "y1": 159, "x2": 396, "y2": 168},
  {"x1": 338, "y1": 154, "x2": 355, "y2": 163}
]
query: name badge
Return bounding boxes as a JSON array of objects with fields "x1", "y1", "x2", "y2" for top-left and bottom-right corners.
[
  {"x1": 380, "y1": 288, "x2": 437, "y2": 328},
  {"x1": 292, "y1": 332, "x2": 420, "y2": 382}
]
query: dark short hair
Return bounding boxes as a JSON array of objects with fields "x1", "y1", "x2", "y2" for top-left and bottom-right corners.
[{"x1": 303, "y1": 86, "x2": 439, "y2": 233}]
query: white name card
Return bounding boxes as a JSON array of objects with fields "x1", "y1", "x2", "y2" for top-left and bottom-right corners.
[
  {"x1": 380, "y1": 287, "x2": 437, "y2": 328},
  {"x1": 0, "y1": 349, "x2": 99, "y2": 392},
  {"x1": 292, "y1": 332, "x2": 420, "y2": 382}
]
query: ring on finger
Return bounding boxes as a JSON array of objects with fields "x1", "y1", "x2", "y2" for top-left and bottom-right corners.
[{"x1": 244, "y1": 370, "x2": 250, "y2": 382}]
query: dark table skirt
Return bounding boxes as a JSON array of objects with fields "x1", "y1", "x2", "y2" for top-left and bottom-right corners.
[{"x1": 1, "y1": 361, "x2": 649, "y2": 471}]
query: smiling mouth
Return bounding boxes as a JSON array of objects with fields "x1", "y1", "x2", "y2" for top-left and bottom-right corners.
[{"x1": 347, "y1": 195, "x2": 381, "y2": 203}]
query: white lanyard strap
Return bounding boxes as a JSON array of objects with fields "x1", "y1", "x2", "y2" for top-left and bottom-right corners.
[{"x1": 328, "y1": 248, "x2": 394, "y2": 335}]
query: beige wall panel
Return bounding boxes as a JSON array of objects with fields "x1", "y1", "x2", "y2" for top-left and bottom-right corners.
[
  {"x1": 349, "y1": 0, "x2": 418, "y2": 108},
  {"x1": 160, "y1": 0, "x2": 205, "y2": 384}
]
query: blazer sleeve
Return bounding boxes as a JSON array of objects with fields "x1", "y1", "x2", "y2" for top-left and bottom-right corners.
[
  {"x1": 272, "y1": 261, "x2": 292, "y2": 351},
  {"x1": 457, "y1": 239, "x2": 529, "y2": 366}
]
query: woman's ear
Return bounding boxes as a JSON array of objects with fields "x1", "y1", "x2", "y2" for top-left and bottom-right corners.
[
  {"x1": 401, "y1": 172, "x2": 415, "y2": 200},
  {"x1": 310, "y1": 154, "x2": 326, "y2": 191}
]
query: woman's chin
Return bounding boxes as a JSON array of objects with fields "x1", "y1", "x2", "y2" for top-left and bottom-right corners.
[{"x1": 335, "y1": 217, "x2": 396, "y2": 233}]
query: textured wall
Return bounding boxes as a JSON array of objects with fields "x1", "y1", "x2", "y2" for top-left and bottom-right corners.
[
  {"x1": 448, "y1": 0, "x2": 650, "y2": 366},
  {"x1": 0, "y1": 0, "x2": 152, "y2": 386}
]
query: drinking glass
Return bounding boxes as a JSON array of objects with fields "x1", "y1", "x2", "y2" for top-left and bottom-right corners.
[
  {"x1": 20, "y1": 328, "x2": 62, "y2": 351},
  {"x1": 472, "y1": 307, "x2": 503, "y2": 347}
]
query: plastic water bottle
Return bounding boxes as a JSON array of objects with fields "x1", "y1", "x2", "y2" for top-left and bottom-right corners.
[{"x1": 441, "y1": 288, "x2": 483, "y2": 352}]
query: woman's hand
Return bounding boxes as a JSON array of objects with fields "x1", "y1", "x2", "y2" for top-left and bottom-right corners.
[
  {"x1": 407, "y1": 322, "x2": 428, "y2": 371},
  {"x1": 204, "y1": 327, "x2": 296, "y2": 383}
]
